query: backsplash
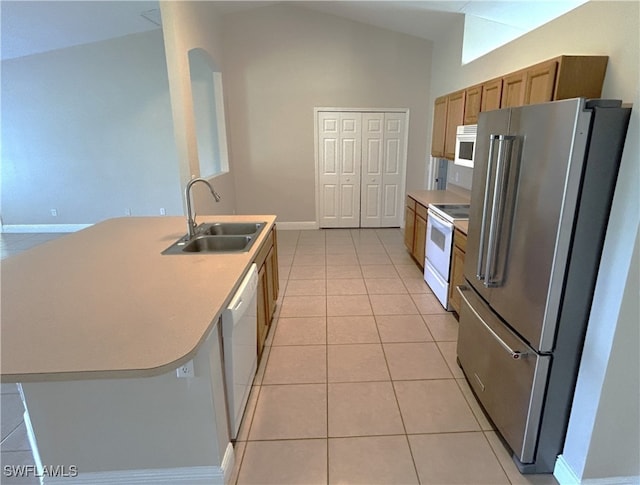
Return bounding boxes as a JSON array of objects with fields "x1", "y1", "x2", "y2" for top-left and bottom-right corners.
[{"x1": 446, "y1": 161, "x2": 473, "y2": 191}]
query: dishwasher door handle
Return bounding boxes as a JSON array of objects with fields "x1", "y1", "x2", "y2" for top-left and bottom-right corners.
[
  {"x1": 227, "y1": 264, "x2": 258, "y2": 319},
  {"x1": 231, "y1": 297, "x2": 244, "y2": 312}
]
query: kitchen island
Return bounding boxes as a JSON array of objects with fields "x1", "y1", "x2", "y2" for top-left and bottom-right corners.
[{"x1": 1, "y1": 215, "x2": 277, "y2": 484}]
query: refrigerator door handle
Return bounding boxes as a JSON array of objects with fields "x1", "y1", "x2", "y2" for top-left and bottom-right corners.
[
  {"x1": 484, "y1": 135, "x2": 517, "y2": 287},
  {"x1": 458, "y1": 285, "x2": 528, "y2": 360},
  {"x1": 476, "y1": 135, "x2": 498, "y2": 282}
]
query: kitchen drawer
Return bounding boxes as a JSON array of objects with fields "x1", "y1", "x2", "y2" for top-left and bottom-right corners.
[
  {"x1": 406, "y1": 196, "x2": 416, "y2": 212},
  {"x1": 456, "y1": 285, "x2": 550, "y2": 464},
  {"x1": 424, "y1": 260, "x2": 448, "y2": 309},
  {"x1": 415, "y1": 203, "x2": 428, "y2": 220},
  {"x1": 254, "y1": 229, "x2": 274, "y2": 269},
  {"x1": 454, "y1": 228, "x2": 467, "y2": 252}
]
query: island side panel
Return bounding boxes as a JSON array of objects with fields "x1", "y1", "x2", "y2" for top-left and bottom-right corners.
[{"x1": 20, "y1": 320, "x2": 230, "y2": 478}]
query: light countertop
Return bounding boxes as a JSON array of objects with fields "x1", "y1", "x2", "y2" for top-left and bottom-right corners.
[
  {"x1": 407, "y1": 186, "x2": 471, "y2": 208},
  {"x1": 1, "y1": 215, "x2": 276, "y2": 382}
]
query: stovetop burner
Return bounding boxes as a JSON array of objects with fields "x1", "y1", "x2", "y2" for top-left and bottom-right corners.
[{"x1": 428, "y1": 203, "x2": 470, "y2": 222}]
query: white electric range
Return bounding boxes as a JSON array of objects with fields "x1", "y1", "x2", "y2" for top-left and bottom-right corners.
[{"x1": 424, "y1": 203, "x2": 470, "y2": 310}]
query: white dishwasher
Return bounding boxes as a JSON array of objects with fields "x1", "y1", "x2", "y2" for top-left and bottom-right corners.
[{"x1": 222, "y1": 263, "x2": 258, "y2": 440}]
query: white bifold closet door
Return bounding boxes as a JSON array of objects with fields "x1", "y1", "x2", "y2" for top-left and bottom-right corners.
[
  {"x1": 318, "y1": 111, "x2": 407, "y2": 228},
  {"x1": 318, "y1": 112, "x2": 362, "y2": 228}
]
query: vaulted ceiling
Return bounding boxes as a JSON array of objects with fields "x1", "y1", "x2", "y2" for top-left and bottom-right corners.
[{"x1": 1, "y1": 1, "x2": 586, "y2": 61}]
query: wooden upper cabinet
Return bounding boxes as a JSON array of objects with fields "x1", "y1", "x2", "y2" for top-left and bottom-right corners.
[
  {"x1": 463, "y1": 85, "x2": 482, "y2": 125},
  {"x1": 481, "y1": 78, "x2": 503, "y2": 112},
  {"x1": 431, "y1": 55, "x2": 608, "y2": 160},
  {"x1": 501, "y1": 71, "x2": 526, "y2": 108},
  {"x1": 553, "y1": 55, "x2": 608, "y2": 100},
  {"x1": 431, "y1": 96, "x2": 448, "y2": 158},
  {"x1": 444, "y1": 90, "x2": 465, "y2": 159},
  {"x1": 524, "y1": 60, "x2": 558, "y2": 105}
]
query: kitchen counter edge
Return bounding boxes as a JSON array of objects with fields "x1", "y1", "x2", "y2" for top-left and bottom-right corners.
[
  {"x1": 1, "y1": 215, "x2": 277, "y2": 383},
  {"x1": 407, "y1": 187, "x2": 471, "y2": 208}
]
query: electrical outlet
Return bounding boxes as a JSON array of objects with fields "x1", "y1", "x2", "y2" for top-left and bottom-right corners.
[
  {"x1": 455, "y1": 172, "x2": 460, "y2": 183},
  {"x1": 160, "y1": 208, "x2": 166, "y2": 216},
  {"x1": 176, "y1": 360, "x2": 194, "y2": 378},
  {"x1": 50, "y1": 208, "x2": 58, "y2": 217},
  {"x1": 125, "y1": 208, "x2": 131, "y2": 216}
]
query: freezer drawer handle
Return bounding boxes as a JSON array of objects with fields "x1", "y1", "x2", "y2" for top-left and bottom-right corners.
[{"x1": 458, "y1": 286, "x2": 528, "y2": 360}]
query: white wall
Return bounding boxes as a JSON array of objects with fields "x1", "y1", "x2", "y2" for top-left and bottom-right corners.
[
  {"x1": 1, "y1": 30, "x2": 183, "y2": 225},
  {"x1": 429, "y1": 1, "x2": 639, "y2": 481},
  {"x1": 220, "y1": 4, "x2": 433, "y2": 223},
  {"x1": 159, "y1": 1, "x2": 237, "y2": 218},
  {"x1": 568, "y1": 232, "x2": 640, "y2": 480},
  {"x1": 22, "y1": 322, "x2": 230, "y2": 479},
  {"x1": 158, "y1": 0, "x2": 247, "y2": 463}
]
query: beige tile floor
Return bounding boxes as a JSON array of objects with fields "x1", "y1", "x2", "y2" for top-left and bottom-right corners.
[
  {"x1": 231, "y1": 228, "x2": 559, "y2": 485},
  {"x1": 0, "y1": 230, "x2": 558, "y2": 484}
]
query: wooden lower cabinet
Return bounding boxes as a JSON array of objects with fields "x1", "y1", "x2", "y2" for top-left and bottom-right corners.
[
  {"x1": 256, "y1": 226, "x2": 279, "y2": 359},
  {"x1": 404, "y1": 204, "x2": 416, "y2": 252},
  {"x1": 413, "y1": 207, "x2": 427, "y2": 268},
  {"x1": 404, "y1": 196, "x2": 427, "y2": 269},
  {"x1": 449, "y1": 228, "x2": 467, "y2": 315},
  {"x1": 257, "y1": 264, "x2": 268, "y2": 356}
]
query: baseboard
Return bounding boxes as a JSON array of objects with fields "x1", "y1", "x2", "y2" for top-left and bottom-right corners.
[
  {"x1": 1, "y1": 224, "x2": 92, "y2": 233},
  {"x1": 554, "y1": 455, "x2": 640, "y2": 485},
  {"x1": 554, "y1": 456, "x2": 581, "y2": 485},
  {"x1": 276, "y1": 221, "x2": 319, "y2": 230},
  {"x1": 18, "y1": 415, "x2": 232, "y2": 485},
  {"x1": 39, "y1": 444, "x2": 234, "y2": 484},
  {"x1": 43, "y1": 466, "x2": 224, "y2": 484},
  {"x1": 221, "y1": 442, "x2": 235, "y2": 484}
]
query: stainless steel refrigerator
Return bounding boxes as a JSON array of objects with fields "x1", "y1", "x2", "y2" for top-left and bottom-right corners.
[{"x1": 456, "y1": 98, "x2": 631, "y2": 473}]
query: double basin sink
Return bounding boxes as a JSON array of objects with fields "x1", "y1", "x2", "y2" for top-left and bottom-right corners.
[{"x1": 162, "y1": 222, "x2": 266, "y2": 254}]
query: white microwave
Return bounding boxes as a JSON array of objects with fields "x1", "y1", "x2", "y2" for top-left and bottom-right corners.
[{"x1": 454, "y1": 124, "x2": 477, "y2": 168}]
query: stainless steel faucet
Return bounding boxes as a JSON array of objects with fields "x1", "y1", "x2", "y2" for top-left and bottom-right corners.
[{"x1": 185, "y1": 177, "x2": 221, "y2": 238}]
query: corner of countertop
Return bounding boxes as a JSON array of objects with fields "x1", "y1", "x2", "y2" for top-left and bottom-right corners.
[{"x1": 454, "y1": 220, "x2": 469, "y2": 235}]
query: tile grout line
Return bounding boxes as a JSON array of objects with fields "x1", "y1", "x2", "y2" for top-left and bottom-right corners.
[
  {"x1": 241, "y1": 229, "x2": 517, "y2": 484},
  {"x1": 324, "y1": 231, "x2": 330, "y2": 485},
  {"x1": 481, "y1": 429, "x2": 516, "y2": 485},
  {"x1": 234, "y1": 231, "x2": 300, "y2": 483},
  {"x1": 0, "y1": 420, "x2": 26, "y2": 448},
  {"x1": 369, "y1": 229, "x2": 423, "y2": 485}
]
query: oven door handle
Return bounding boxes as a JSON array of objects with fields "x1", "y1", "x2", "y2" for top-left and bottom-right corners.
[{"x1": 427, "y1": 209, "x2": 454, "y2": 230}]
